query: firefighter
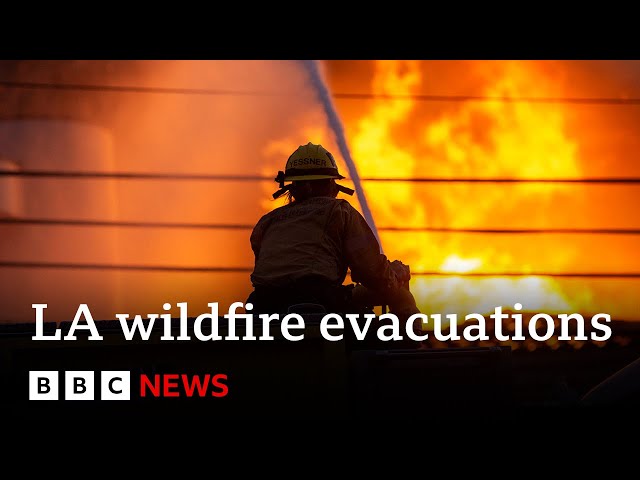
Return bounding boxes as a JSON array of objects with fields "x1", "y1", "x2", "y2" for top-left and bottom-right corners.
[{"x1": 246, "y1": 142, "x2": 421, "y2": 321}]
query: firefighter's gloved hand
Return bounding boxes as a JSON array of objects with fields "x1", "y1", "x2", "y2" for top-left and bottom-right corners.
[{"x1": 391, "y1": 260, "x2": 411, "y2": 284}]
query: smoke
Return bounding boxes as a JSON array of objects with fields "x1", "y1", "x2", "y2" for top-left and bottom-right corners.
[
  {"x1": 5, "y1": 60, "x2": 639, "y2": 322},
  {"x1": 301, "y1": 60, "x2": 382, "y2": 252},
  {"x1": 0, "y1": 60, "x2": 333, "y2": 322}
]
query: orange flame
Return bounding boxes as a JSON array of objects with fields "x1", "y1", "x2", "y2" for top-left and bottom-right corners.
[
  {"x1": 263, "y1": 60, "x2": 621, "y2": 320},
  {"x1": 351, "y1": 60, "x2": 588, "y2": 317}
]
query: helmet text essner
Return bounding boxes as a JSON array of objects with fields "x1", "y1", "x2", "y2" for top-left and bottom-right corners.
[{"x1": 289, "y1": 157, "x2": 328, "y2": 167}]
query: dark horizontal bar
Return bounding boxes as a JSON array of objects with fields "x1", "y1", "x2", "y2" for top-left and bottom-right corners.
[
  {"x1": 0, "y1": 261, "x2": 252, "y2": 272},
  {"x1": 378, "y1": 226, "x2": 640, "y2": 234},
  {"x1": 3, "y1": 80, "x2": 640, "y2": 106},
  {"x1": 0, "y1": 171, "x2": 272, "y2": 181},
  {"x1": 2, "y1": 170, "x2": 640, "y2": 184},
  {"x1": 0, "y1": 219, "x2": 255, "y2": 229},
  {"x1": 0, "y1": 80, "x2": 283, "y2": 97},
  {"x1": 0, "y1": 261, "x2": 638, "y2": 277},
  {"x1": 3, "y1": 218, "x2": 640, "y2": 235},
  {"x1": 334, "y1": 92, "x2": 640, "y2": 105},
  {"x1": 360, "y1": 177, "x2": 640, "y2": 183},
  {"x1": 411, "y1": 272, "x2": 640, "y2": 278}
]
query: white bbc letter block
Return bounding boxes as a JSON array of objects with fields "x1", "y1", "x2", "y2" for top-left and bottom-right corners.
[
  {"x1": 29, "y1": 371, "x2": 58, "y2": 400},
  {"x1": 101, "y1": 371, "x2": 130, "y2": 400},
  {"x1": 65, "y1": 371, "x2": 94, "y2": 400}
]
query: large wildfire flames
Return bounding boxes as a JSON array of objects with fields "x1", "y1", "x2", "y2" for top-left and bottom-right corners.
[
  {"x1": 1, "y1": 60, "x2": 638, "y2": 325},
  {"x1": 266, "y1": 60, "x2": 619, "y2": 319},
  {"x1": 355, "y1": 60, "x2": 582, "y2": 317}
]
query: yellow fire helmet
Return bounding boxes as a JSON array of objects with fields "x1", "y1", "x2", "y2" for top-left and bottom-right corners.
[{"x1": 272, "y1": 142, "x2": 355, "y2": 199}]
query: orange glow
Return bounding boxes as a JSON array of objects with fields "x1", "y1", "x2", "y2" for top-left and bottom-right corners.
[
  {"x1": 260, "y1": 60, "x2": 640, "y2": 321},
  {"x1": 3, "y1": 60, "x2": 638, "y2": 324},
  {"x1": 342, "y1": 60, "x2": 588, "y2": 317}
]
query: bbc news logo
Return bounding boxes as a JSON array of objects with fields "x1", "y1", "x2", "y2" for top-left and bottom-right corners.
[
  {"x1": 29, "y1": 371, "x2": 229, "y2": 400},
  {"x1": 29, "y1": 371, "x2": 130, "y2": 400}
]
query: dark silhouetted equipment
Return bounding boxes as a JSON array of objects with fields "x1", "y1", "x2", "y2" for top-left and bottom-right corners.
[
  {"x1": 581, "y1": 355, "x2": 640, "y2": 405},
  {"x1": 348, "y1": 346, "x2": 512, "y2": 419}
]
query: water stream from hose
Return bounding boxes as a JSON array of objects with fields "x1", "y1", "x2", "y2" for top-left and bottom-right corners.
[{"x1": 301, "y1": 60, "x2": 383, "y2": 253}]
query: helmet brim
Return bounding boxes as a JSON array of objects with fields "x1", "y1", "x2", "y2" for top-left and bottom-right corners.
[{"x1": 284, "y1": 174, "x2": 345, "y2": 181}]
